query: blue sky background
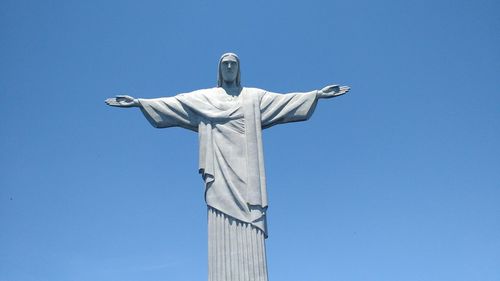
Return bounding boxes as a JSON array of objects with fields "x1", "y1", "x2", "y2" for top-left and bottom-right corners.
[{"x1": 1, "y1": 0, "x2": 499, "y2": 280}]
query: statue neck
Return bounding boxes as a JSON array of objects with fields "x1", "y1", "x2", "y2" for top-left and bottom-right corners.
[
  {"x1": 221, "y1": 81, "x2": 241, "y2": 96},
  {"x1": 222, "y1": 80, "x2": 238, "y2": 88}
]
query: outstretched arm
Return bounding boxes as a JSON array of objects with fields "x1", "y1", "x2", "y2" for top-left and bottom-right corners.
[
  {"x1": 105, "y1": 93, "x2": 201, "y2": 131},
  {"x1": 316, "y1": 85, "x2": 350, "y2": 99},
  {"x1": 260, "y1": 84, "x2": 350, "y2": 128},
  {"x1": 260, "y1": 89, "x2": 318, "y2": 128},
  {"x1": 105, "y1": 95, "x2": 140, "y2": 107}
]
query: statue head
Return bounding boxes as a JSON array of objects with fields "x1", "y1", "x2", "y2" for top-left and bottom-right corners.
[{"x1": 217, "y1": 53, "x2": 241, "y2": 87}]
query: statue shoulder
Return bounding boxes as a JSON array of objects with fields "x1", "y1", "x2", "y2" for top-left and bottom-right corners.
[{"x1": 177, "y1": 88, "x2": 215, "y2": 98}]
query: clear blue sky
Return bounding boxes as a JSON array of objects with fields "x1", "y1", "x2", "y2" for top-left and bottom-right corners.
[{"x1": 1, "y1": 0, "x2": 499, "y2": 280}]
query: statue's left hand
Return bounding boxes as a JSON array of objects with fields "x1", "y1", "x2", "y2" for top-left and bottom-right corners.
[{"x1": 317, "y1": 85, "x2": 350, "y2": 98}]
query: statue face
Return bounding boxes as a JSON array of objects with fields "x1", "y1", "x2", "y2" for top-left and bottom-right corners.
[{"x1": 220, "y1": 56, "x2": 239, "y2": 84}]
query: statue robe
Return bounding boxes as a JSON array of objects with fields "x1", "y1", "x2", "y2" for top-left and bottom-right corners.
[{"x1": 138, "y1": 87, "x2": 318, "y2": 237}]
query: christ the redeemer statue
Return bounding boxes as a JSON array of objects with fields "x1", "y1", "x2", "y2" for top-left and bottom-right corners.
[{"x1": 105, "y1": 53, "x2": 350, "y2": 281}]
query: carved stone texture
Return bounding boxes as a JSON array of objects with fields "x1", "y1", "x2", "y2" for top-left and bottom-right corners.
[{"x1": 105, "y1": 53, "x2": 350, "y2": 281}]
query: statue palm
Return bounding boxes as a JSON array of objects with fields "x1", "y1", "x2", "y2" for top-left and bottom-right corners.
[
  {"x1": 105, "y1": 95, "x2": 138, "y2": 107},
  {"x1": 319, "y1": 85, "x2": 350, "y2": 98}
]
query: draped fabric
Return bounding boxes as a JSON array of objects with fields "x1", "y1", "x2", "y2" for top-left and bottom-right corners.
[
  {"x1": 138, "y1": 87, "x2": 318, "y2": 236},
  {"x1": 138, "y1": 87, "x2": 318, "y2": 281},
  {"x1": 208, "y1": 207, "x2": 268, "y2": 281}
]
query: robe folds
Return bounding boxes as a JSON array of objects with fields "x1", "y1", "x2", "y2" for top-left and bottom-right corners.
[{"x1": 138, "y1": 87, "x2": 318, "y2": 237}]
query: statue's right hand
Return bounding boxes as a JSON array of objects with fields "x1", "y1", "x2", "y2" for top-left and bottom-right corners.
[{"x1": 105, "y1": 95, "x2": 139, "y2": 107}]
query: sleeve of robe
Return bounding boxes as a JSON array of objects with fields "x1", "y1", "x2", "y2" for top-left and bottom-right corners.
[
  {"x1": 260, "y1": 90, "x2": 319, "y2": 129},
  {"x1": 137, "y1": 93, "x2": 202, "y2": 132}
]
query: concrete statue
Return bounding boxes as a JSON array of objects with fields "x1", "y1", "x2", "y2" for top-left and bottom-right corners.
[{"x1": 105, "y1": 53, "x2": 350, "y2": 281}]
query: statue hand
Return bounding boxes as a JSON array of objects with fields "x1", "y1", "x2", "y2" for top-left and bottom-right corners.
[
  {"x1": 105, "y1": 95, "x2": 139, "y2": 107},
  {"x1": 318, "y1": 85, "x2": 350, "y2": 98}
]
